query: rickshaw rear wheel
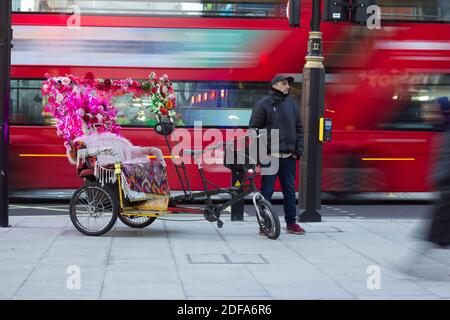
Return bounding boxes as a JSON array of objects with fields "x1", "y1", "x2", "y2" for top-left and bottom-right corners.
[
  {"x1": 69, "y1": 181, "x2": 119, "y2": 236},
  {"x1": 119, "y1": 214, "x2": 157, "y2": 228},
  {"x1": 256, "y1": 199, "x2": 280, "y2": 240}
]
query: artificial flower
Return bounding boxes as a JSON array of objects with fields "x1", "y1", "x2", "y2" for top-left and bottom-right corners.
[{"x1": 41, "y1": 71, "x2": 176, "y2": 152}]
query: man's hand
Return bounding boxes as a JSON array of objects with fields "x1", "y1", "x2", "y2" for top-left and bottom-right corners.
[{"x1": 292, "y1": 151, "x2": 302, "y2": 160}]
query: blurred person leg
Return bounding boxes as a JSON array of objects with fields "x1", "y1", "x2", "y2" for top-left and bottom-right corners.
[
  {"x1": 396, "y1": 98, "x2": 450, "y2": 276},
  {"x1": 428, "y1": 188, "x2": 450, "y2": 248},
  {"x1": 399, "y1": 171, "x2": 450, "y2": 277}
]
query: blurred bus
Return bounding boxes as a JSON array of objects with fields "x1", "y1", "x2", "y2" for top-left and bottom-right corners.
[{"x1": 8, "y1": 0, "x2": 450, "y2": 199}]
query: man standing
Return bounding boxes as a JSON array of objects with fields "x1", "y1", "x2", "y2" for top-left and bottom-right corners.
[{"x1": 249, "y1": 75, "x2": 305, "y2": 235}]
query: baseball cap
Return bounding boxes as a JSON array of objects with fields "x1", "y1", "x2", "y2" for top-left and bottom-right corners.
[{"x1": 271, "y1": 74, "x2": 295, "y2": 86}]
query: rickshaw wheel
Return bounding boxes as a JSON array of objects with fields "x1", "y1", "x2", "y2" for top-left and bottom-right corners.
[
  {"x1": 256, "y1": 199, "x2": 280, "y2": 240},
  {"x1": 119, "y1": 214, "x2": 156, "y2": 228},
  {"x1": 69, "y1": 181, "x2": 119, "y2": 236}
]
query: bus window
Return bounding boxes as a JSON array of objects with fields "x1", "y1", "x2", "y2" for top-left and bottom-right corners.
[
  {"x1": 9, "y1": 79, "x2": 302, "y2": 128},
  {"x1": 115, "y1": 81, "x2": 301, "y2": 128},
  {"x1": 377, "y1": 76, "x2": 450, "y2": 131},
  {"x1": 10, "y1": 80, "x2": 47, "y2": 126},
  {"x1": 12, "y1": 0, "x2": 286, "y2": 18},
  {"x1": 174, "y1": 81, "x2": 302, "y2": 127},
  {"x1": 379, "y1": 0, "x2": 450, "y2": 22}
]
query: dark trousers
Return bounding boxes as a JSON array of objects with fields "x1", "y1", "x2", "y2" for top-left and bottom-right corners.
[
  {"x1": 260, "y1": 157, "x2": 297, "y2": 224},
  {"x1": 428, "y1": 188, "x2": 450, "y2": 246}
]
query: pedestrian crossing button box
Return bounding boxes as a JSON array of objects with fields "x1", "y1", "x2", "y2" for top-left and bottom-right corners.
[{"x1": 319, "y1": 118, "x2": 332, "y2": 142}]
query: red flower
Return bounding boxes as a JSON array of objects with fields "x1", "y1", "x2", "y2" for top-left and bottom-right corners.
[
  {"x1": 85, "y1": 72, "x2": 95, "y2": 80},
  {"x1": 151, "y1": 87, "x2": 158, "y2": 94},
  {"x1": 160, "y1": 107, "x2": 168, "y2": 115}
]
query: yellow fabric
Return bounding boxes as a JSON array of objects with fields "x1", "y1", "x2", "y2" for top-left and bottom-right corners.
[{"x1": 133, "y1": 196, "x2": 169, "y2": 212}]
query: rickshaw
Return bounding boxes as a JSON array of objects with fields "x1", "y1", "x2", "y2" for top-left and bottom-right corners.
[{"x1": 69, "y1": 116, "x2": 280, "y2": 239}]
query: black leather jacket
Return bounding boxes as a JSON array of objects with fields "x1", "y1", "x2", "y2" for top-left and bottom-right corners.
[{"x1": 249, "y1": 89, "x2": 304, "y2": 157}]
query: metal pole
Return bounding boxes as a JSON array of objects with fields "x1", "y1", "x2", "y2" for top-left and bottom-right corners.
[
  {"x1": 230, "y1": 136, "x2": 245, "y2": 221},
  {"x1": 298, "y1": 0, "x2": 324, "y2": 222},
  {"x1": 0, "y1": 0, "x2": 12, "y2": 228},
  {"x1": 230, "y1": 169, "x2": 244, "y2": 221}
]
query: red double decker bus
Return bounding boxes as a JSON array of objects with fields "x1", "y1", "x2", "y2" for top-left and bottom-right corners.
[{"x1": 8, "y1": 0, "x2": 450, "y2": 199}]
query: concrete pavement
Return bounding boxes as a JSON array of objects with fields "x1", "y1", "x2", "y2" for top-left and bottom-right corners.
[{"x1": 0, "y1": 213, "x2": 449, "y2": 300}]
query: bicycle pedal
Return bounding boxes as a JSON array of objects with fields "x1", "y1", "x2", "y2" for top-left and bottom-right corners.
[{"x1": 217, "y1": 219, "x2": 224, "y2": 228}]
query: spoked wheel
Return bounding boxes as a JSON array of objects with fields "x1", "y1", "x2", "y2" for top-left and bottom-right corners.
[
  {"x1": 256, "y1": 198, "x2": 280, "y2": 240},
  {"x1": 69, "y1": 182, "x2": 118, "y2": 236},
  {"x1": 119, "y1": 214, "x2": 156, "y2": 228}
]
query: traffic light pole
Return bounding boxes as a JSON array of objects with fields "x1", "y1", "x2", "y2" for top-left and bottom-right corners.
[
  {"x1": 298, "y1": 0, "x2": 324, "y2": 222},
  {"x1": 0, "y1": 0, "x2": 12, "y2": 228},
  {"x1": 230, "y1": 169, "x2": 244, "y2": 221}
]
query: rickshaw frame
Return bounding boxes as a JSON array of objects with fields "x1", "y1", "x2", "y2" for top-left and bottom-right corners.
[{"x1": 69, "y1": 116, "x2": 280, "y2": 239}]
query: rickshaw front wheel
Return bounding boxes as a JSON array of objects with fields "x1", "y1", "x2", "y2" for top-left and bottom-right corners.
[
  {"x1": 256, "y1": 199, "x2": 281, "y2": 240},
  {"x1": 69, "y1": 182, "x2": 119, "y2": 236}
]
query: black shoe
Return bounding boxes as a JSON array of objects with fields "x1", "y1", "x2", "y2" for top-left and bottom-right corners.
[{"x1": 437, "y1": 242, "x2": 450, "y2": 248}]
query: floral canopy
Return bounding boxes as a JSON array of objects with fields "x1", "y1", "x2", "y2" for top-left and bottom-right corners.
[{"x1": 41, "y1": 72, "x2": 176, "y2": 153}]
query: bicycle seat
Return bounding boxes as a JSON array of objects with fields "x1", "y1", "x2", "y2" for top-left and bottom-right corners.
[{"x1": 79, "y1": 168, "x2": 95, "y2": 178}]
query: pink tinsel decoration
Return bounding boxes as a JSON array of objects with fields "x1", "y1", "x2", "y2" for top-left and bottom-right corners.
[{"x1": 41, "y1": 72, "x2": 176, "y2": 153}]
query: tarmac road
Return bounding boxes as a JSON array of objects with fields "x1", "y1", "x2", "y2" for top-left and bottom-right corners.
[{"x1": 8, "y1": 201, "x2": 432, "y2": 220}]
